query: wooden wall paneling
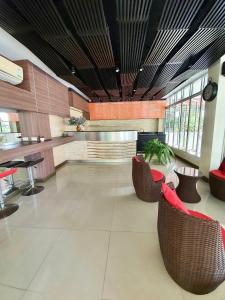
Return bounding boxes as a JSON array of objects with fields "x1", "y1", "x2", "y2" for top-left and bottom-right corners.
[
  {"x1": 0, "y1": 59, "x2": 70, "y2": 116},
  {"x1": 18, "y1": 111, "x2": 40, "y2": 137},
  {"x1": 89, "y1": 101, "x2": 166, "y2": 120},
  {"x1": 37, "y1": 113, "x2": 51, "y2": 139},
  {"x1": 18, "y1": 111, "x2": 51, "y2": 139},
  {"x1": 48, "y1": 76, "x2": 69, "y2": 117},
  {"x1": 15, "y1": 60, "x2": 35, "y2": 93},
  {"x1": 83, "y1": 111, "x2": 90, "y2": 120},
  {"x1": 0, "y1": 81, "x2": 36, "y2": 111},
  {"x1": 68, "y1": 91, "x2": 73, "y2": 107},
  {"x1": 69, "y1": 90, "x2": 89, "y2": 112},
  {"x1": 33, "y1": 66, "x2": 50, "y2": 114}
]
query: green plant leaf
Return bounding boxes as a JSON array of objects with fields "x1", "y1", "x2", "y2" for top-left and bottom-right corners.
[{"x1": 143, "y1": 138, "x2": 174, "y2": 165}]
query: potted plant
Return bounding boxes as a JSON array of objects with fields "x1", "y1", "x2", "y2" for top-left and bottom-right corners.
[
  {"x1": 144, "y1": 138, "x2": 174, "y2": 165},
  {"x1": 68, "y1": 116, "x2": 86, "y2": 131}
]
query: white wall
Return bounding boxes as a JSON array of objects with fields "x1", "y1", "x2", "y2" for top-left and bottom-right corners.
[
  {"x1": 86, "y1": 119, "x2": 158, "y2": 132},
  {"x1": 199, "y1": 55, "x2": 225, "y2": 177},
  {"x1": 49, "y1": 115, "x2": 65, "y2": 138}
]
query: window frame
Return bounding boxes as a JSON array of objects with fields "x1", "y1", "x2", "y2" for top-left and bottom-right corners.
[{"x1": 165, "y1": 74, "x2": 207, "y2": 157}]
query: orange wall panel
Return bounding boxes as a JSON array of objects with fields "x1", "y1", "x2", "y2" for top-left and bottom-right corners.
[{"x1": 89, "y1": 101, "x2": 165, "y2": 120}]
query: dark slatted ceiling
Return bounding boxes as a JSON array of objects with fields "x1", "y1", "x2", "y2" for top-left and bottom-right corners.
[
  {"x1": 0, "y1": 0, "x2": 225, "y2": 101},
  {"x1": 116, "y1": 0, "x2": 152, "y2": 73},
  {"x1": 158, "y1": 0, "x2": 204, "y2": 29},
  {"x1": 64, "y1": 0, "x2": 115, "y2": 69}
]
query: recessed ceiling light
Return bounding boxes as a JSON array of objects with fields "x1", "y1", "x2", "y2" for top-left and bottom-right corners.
[
  {"x1": 71, "y1": 66, "x2": 76, "y2": 74},
  {"x1": 139, "y1": 67, "x2": 143, "y2": 72},
  {"x1": 115, "y1": 67, "x2": 120, "y2": 73}
]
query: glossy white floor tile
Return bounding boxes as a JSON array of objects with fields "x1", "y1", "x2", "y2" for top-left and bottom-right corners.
[
  {"x1": 29, "y1": 230, "x2": 109, "y2": 300},
  {"x1": 0, "y1": 160, "x2": 224, "y2": 299},
  {"x1": 112, "y1": 193, "x2": 158, "y2": 232},
  {"x1": 0, "y1": 284, "x2": 24, "y2": 300},
  {"x1": 103, "y1": 232, "x2": 184, "y2": 300},
  {"x1": 0, "y1": 228, "x2": 61, "y2": 289}
]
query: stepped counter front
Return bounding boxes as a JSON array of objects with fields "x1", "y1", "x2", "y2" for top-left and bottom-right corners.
[{"x1": 53, "y1": 131, "x2": 138, "y2": 165}]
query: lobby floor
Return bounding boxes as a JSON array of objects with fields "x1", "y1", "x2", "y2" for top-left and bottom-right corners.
[{"x1": 0, "y1": 159, "x2": 225, "y2": 300}]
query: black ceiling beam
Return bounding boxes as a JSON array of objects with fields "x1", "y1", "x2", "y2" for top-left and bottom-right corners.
[
  {"x1": 4, "y1": 0, "x2": 90, "y2": 88},
  {"x1": 171, "y1": 42, "x2": 214, "y2": 80},
  {"x1": 140, "y1": 0, "x2": 166, "y2": 64},
  {"x1": 150, "y1": 39, "x2": 217, "y2": 99},
  {"x1": 131, "y1": 0, "x2": 166, "y2": 97},
  {"x1": 102, "y1": 0, "x2": 122, "y2": 98},
  {"x1": 53, "y1": 0, "x2": 111, "y2": 99},
  {"x1": 141, "y1": 0, "x2": 218, "y2": 99}
]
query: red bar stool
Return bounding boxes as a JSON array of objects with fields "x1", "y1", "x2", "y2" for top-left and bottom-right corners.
[{"x1": 0, "y1": 168, "x2": 19, "y2": 219}]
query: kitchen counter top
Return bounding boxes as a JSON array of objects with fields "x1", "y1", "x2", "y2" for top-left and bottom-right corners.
[{"x1": 0, "y1": 136, "x2": 75, "y2": 164}]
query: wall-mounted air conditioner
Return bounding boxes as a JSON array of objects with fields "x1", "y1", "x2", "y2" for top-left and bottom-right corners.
[{"x1": 0, "y1": 55, "x2": 23, "y2": 85}]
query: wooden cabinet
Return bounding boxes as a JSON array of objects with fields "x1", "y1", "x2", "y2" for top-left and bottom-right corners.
[
  {"x1": 0, "y1": 81, "x2": 36, "y2": 111},
  {"x1": 0, "y1": 60, "x2": 70, "y2": 117},
  {"x1": 48, "y1": 76, "x2": 69, "y2": 117},
  {"x1": 16, "y1": 60, "x2": 35, "y2": 93},
  {"x1": 33, "y1": 66, "x2": 50, "y2": 114},
  {"x1": 68, "y1": 90, "x2": 89, "y2": 115},
  {"x1": 18, "y1": 111, "x2": 51, "y2": 139}
]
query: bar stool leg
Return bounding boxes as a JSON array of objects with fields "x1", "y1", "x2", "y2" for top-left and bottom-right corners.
[
  {"x1": 0, "y1": 184, "x2": 5, "y2": 209},
  {"x1": 22, "y1": 166, "x2": 44, "y2": 196},
  {"x1": 0, "y1": 181, "x2": 19, "y2": 219},
  {"x1": 28, "y1": 166, "x2": 35, "y2": 189},
  {"x1": 4, "y1": 174, "x2": 17, "y2": 195}
]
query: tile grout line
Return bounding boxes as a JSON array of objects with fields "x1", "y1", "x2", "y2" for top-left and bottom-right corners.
[
  {"x1": 25, "y1": 229, "x2": 64, "y2": 292},
  {"x1": 0, "y1": 281, "x2": 27, "y2": 292},
  {"x1": 101, "y1": 230, "x2": 111, "y2": 300},
  {"x1": 100, "y1": 186, "x2": 117, "y2": 300}
]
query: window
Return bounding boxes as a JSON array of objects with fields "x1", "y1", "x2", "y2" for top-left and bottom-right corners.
[
  {"x1": 179, "y1": 100, "x2": 189, "y2": 150},
  {"x1": 165, "y1": 74, "x2": 207, "y2": 157},
  {"x1": 0, "y1": 121, "x2": 11, "y2": 133}
]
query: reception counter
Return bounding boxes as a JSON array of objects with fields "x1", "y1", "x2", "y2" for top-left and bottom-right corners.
[
  {"x1": 53, "y1": 130, "x2": 138, "y2": 165},
  {"x1": 65, "y1": 130, "x2": 137, "y2": 141}
]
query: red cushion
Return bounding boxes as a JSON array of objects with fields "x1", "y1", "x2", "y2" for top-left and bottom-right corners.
[
  {"x1": 219, "y1": 162, "x2": 225, "y2": 174},
  {"x1": 0, "y1": 168, "x2": 17, "y2": 179},
  {"x1": 210, "y1": 169, "x2": 225, "y2": 180},
  {"x1": 221, "y1": 227, "x2": 225, "y2": 251},
  {"x1": 150, "y1": 169, "x2": 164, "y2": 182},
  {"x1": 162, "y1": 183, "x2": 190, "y2": 214},
  {"x1": 189, "y1": 210, "x2": 212, "y2": 220}
]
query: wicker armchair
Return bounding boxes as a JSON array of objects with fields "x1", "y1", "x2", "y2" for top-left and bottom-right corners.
[
  {"x1": 132, "y1": 155, "x2": 165, "y2": 202},
  {"x1": 158, "y1": 196, "x2": 225, "y2": 294},
  {"x1": 209, "y1": 158, "x2": 225, "y2": 201}
]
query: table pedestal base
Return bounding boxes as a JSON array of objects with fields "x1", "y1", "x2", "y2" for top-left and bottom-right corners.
[{"x1": 176, "y1": 174, "x2": 201, "y2": 203}]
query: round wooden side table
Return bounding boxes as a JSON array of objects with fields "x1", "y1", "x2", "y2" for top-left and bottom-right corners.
[{"x1": 174, "y1": 167, "x2": 202, "y2": 203}]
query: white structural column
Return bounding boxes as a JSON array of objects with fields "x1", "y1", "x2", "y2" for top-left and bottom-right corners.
[{"x1": 200, "y1": 55, "x2": 225, "y2": 177}]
